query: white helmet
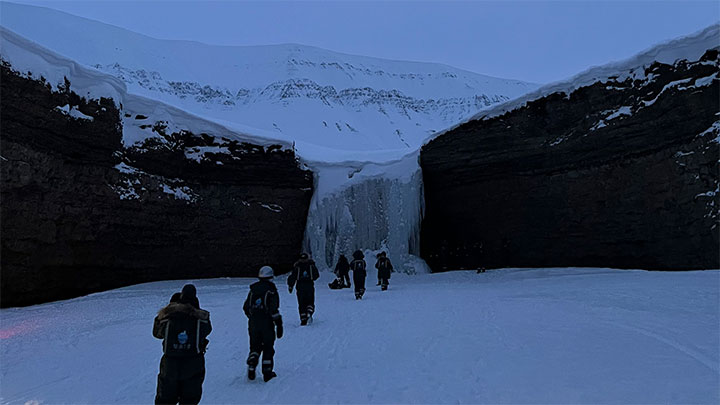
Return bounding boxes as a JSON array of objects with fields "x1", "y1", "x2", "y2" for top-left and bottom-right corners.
[{"x1": 258, "y1": 265, "x2": 274, "y2": 279}]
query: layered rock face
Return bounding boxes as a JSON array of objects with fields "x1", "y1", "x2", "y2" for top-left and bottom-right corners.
[
  {"x1": 1, "y1": 64, "x2": 313, "y2": 307},
  {"x1": 420, "y1": 50, "x2": 719, "y2": 271}
]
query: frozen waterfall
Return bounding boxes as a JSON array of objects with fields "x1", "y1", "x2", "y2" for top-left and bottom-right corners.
[{"x1": 303, "y1": 153, "x2": 430, "y2": 274}]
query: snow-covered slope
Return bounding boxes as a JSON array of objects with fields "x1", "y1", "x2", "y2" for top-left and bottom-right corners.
[
  {"x1": 1, "y1": 269, "x2": 718, "y2": 403},
  {"x1": 0, "y1": 26, "x2": 291, "y2": 152},
  {"x1": 452, "y1": 23, "x2": 719, "y2": 128},
  {"x1": 0, "y1": 2, "x2": 538, "y2": 161}
]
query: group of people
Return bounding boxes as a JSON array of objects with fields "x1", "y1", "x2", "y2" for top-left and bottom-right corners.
[
  {"x1": 152, "y1": 250, "x2": 394, "y2": 404},
  {"x1": 330, "y1": 250, "x2": 394, "y2": 298}
]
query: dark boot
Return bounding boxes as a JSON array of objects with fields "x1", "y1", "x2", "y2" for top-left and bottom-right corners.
[{"x1": 263, "y1": 371, "x2": 277, "y2": 382}]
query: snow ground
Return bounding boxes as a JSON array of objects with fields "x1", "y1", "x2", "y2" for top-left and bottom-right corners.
[{"x1": 1, "y1": 268, "x2": 718, "y2": 404}]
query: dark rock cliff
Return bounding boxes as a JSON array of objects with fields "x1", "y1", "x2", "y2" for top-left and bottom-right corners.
[
  {"x1": 1, "y1": 64, "x2": 314, "y2": 307},
  {"x1": 420, "y1": 50, "x2": 719, "y2": 271}
]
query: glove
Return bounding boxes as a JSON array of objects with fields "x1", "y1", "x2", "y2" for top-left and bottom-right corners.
[
  {"x1": 288, "y1": 286, "x2": 293, "y2": 294},
  {"x1": 276, "y1": 323, "x2": 284, "y2": 339}
]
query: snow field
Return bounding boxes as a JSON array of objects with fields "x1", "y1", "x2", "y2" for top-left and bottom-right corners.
[{"x1": 1, "y1": 268, "x2": 718, "y2": 404}]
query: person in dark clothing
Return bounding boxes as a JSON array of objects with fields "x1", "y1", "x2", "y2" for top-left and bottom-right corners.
[
  {"x1": 350, "y1": 250, "x2": 366, "y2": 300},
  {"x1": 153, "y1": 284, "x2": 212, "y2": 405},
  {"x1": 375, "y1": 251, "x2": 393, "y2": 291},
  {"x1": 375, "y1": 253, "x2": 382, "y2": 286},
  {"x1": 334, "y1": 254, "x2": 351, "y2": 288},
  {"x1": 170, "y1": 292, "x2": 182, "y2": 303},
  {"x1": 288, "y1": 253, "x2": 320, "y2": 325},
  {"x1": 243, "y1": 266, "x2": 283, "y2": 382}
]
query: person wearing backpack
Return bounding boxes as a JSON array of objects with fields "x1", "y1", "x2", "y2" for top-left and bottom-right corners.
[
  {"x1": 243, "y1": 266, "x2": 283, "y2": 382},
  {"x1": 153, "y1": 284, "x2": 212, "y2": 405},
  {"x1": 350, "y1": 250, "x2": 367, "y2": 300},
  {"x1": 288, "y1": 253, "x2": 320, "y2": 325},
  {"x1": 334, "y1": 254, "x2": 351, "y2": 288},
  {"x1": 375, "y1": 251, "x2": 394, "y2": 291}
]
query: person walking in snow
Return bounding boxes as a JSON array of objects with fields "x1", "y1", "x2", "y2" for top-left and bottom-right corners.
[
  {"x1": 243, "y1": 266, "x2": 283, "y2": 382},
  {"x1": 334, "y1": 254, "x2": 351, "y2": 288},
  {"x1": 288, "y1": 253, "x2": 320, "y2": 325},
  {"x1": 350, "y1": 250, "x2": 367, "y2": 299},
  {"x1": 153, "y1": 284, "x2": 212, "y2": 405},
  {"x1": 375, "y1": 251, "x2": 394, "y2": 291}
]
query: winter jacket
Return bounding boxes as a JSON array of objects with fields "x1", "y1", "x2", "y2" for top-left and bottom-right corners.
[
  {"x1": 375, "y1": 257, "x2": 393, "y2": 279},
  {"x1": 288, "y1": 258, "x2": 320, "y2": 288},
  {"x1": 334, "y1": 256, "x2": 350, "y2": 277},
  {"x1": 243, "y1": 279, "x2": 282, "y2": 327},
  {"x1": 153, "y1": 302, "x2": 212, "y2": 357}
]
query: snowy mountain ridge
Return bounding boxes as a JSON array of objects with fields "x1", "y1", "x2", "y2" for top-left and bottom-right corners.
[
  {"x1": 463, "y1": 23, "x2": 720, "y2": 125},
  {"x1": 0, "y1": 2, "x2": 538, "y2": 160},
  {"x1": 95, "y1": 62, "x2": 507, "y2": 128}
]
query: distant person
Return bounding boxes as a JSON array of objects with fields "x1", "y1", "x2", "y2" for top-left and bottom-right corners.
[
  {"x1": 288, "y1": 253, "x2": 320, "y2": 325},
  {"x1": 153, "y1": 284, "x2": 212, "y2": 405},
  {"x1": 243, "y1": 266, "x2": 283, "y2": 382},
  {"x1": 334, "y1": 254, "x2": 351, "y2": 288},
  {"x1": 375, "y1": 251, "x2": 393, "y2": 291},
  {"x1": 350, "y1": 250, "x2": 367, "y2": 300}
]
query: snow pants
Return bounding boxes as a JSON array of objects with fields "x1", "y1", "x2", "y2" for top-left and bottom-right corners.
[
  {"x1": 339, "y1": 271, "x2": 351, "y2": 287},
  {"x1": 353, "y1": 271, "x2": 366, "y2": 299},
  {"x1": 295, "y1": 283, "x2": 315, "y2": 323},
  {"x1": 378, "y1": 268, "x2": 390, "y2": 290},
  {"x1": 247, "y1": 321, "x2": 276, "y2": 376},
  {"x1": 155, "y1": 354, "x2": 205, "y2": 405}
]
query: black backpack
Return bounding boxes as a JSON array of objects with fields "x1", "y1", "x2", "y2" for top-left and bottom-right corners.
[
  {"x1": 352, "y1": 260, "x2": 366, "y2": 274},
  {"x1": 248, "y1": 291, "x2": 271, "y2": 316},
  {"x1": 163, "y1": 314, "x2": 201, "y2": 357},
  {"x1": 298, "y1": 261, "x2": 314, "y2": 281}
]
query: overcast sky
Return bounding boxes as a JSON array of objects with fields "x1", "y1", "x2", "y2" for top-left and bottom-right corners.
[{"x1": 6, "y1": 0, "x2": 720, "y2": 83}]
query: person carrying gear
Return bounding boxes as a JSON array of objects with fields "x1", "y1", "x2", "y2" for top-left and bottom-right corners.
[
  {"x1": 243, "y1": 266, "x2": 283, "y2": 382},
  {"x1": 288, "y1": 253, "x2": 320, "y2": 325},
  {"x1": 350, "y1": 250, "x2": 367, "y2": 300},
  {"x1": 375, "y1": 253, "x2": 382, "y2": 286},
  {"x1": 153, "y1": 284, "x2": 212, "y2": 405},
  {"x1": 334, "y1": 254, "x2": 351, "y2": 288},
  {"x1": 375, "y1": 251, "x2": 394, "y2": 291}
]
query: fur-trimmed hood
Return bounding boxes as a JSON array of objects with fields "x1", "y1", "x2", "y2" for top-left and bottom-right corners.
[{"x1": 157, "y1": 302, "x2": 209, "y2": 321}]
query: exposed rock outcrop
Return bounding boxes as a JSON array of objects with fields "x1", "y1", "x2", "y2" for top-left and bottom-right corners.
[
  {"x1": 420, "y1": 49, "x2": 719, "y2": 271},
  {"x1": 1, "y1": 64, "x2": 314, "y2": 307}
]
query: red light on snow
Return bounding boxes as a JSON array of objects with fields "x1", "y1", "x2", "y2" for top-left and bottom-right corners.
[{"x1": 0, "y1": 320, "x2": 39, "y2": 339}]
